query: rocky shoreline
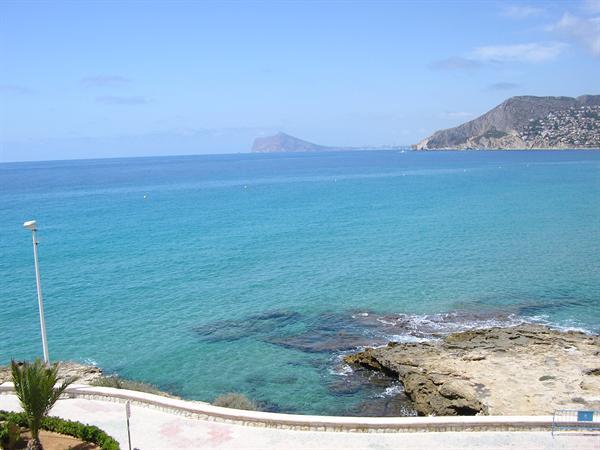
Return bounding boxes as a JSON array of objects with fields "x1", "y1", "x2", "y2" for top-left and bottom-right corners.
[
  {"x1": 344, "y1": 324, "x2": 600, "y2": 416},
  {"x1": 3, "y1": 324, "x2": 599, "y2": 417},
  {"x1": 0, "y1": 361, "x2": 103, "y2": 385}
]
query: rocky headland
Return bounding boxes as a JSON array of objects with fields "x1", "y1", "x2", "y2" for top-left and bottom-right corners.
[
  {"x1": 344, "y1": 324, "x2": 600, "y2": 416},
  {"x1": 414, "y1": 95, "x2": 600, "y2": 150}
]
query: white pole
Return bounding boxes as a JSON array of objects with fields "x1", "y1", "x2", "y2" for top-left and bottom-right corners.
[{"x1": 27, "y1": 222, "x2": 50, "y2": 364}]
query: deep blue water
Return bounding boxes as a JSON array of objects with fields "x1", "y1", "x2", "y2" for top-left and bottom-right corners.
[{"x1": 1, "y1": 150, "x2": 599, "y2": 415}]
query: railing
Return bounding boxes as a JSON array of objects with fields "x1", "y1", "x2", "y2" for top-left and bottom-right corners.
[
  {"x1": 0, "y1": 383, "x2": 559, "y2": 433},
  {"x1": 552, "y1": 410, "x2": 600, "y2": 435}
]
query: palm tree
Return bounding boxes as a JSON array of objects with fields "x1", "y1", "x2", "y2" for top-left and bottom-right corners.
[{"x1": 11, "y1": 359, "x2": 78, "y2": 450}]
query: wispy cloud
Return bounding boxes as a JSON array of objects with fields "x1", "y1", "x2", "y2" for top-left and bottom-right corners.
[
  {"x1": 501, "y1": 5, "x2": 545, "y2": 19},
  {"x1": 583, "y1": 0, "x2": 600, "y2": 14},
  {"x1": 0, "y1": 84, "x2": 34, "y2": 95},
  {"x1": 550, "y1": 12, "x2": 600, "y2": 57},
  {"x1": 96, "y1": 95, "x2": 149, "y2": 105},
  {"x1": 82, "y1": 75, "x2": 131, "y2": 87},
  {"x1": 429, "y1": 56, "x2": 481, "y2": 70},
  {"x1": 470, "y1": 42, "x2": 566, "y2": 63},
  {"x1": 442, "y1": 111, "x2": 473, "y2": 119},
  {"x1": 487, "y1": 82, "x2": 520, "y2": 90}
]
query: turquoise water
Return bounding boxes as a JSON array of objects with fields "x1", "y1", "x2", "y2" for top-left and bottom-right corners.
[{"x1": 1, "y1": 150, "x2": 599, "y2": 415}]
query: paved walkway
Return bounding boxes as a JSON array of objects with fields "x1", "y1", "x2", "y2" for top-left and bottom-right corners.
[{"x1": 1, "y1": 394, "x2": 598, "y2": 450}]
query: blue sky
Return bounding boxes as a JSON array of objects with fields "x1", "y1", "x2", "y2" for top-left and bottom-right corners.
[{"x1": 1, "y1": 0, "x2": 599, "y2": 161}]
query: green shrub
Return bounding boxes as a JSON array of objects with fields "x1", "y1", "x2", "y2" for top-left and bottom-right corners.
[
  {"x1": 212, "y1": 393, "x2": 257, "y2": 411},
  {"x1": 0, "y1": 419, "x2": 21, "y2": 449},
  {"x1": 91, "y1": 376, "x2": 163, "y2": 395},
  {"x1": 0, "y1": 411, "x2": 119, "y2": 450}
]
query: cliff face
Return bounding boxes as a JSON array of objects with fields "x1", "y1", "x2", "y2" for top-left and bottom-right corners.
[
  {"x1": 251, "y1": 132, "x2": 328, "y2": 153},
  {"x1": 415, "y1": 95, "x2": 600, "y2": 150}
]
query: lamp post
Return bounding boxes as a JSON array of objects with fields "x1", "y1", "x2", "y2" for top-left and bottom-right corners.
[{"x1": 23, "y1": 220, "x2": 50, "y2": 364}]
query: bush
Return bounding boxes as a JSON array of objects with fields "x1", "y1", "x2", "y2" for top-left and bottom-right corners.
[
  {"x1": 0, "y1": 411, "x2": 120, "y2": 450},
  {"x1": 91, "y1": 376, "x2": 163, "y2": 395},
  {"x1": 0, "y1": 419, "x2": 21, "y2": 449},
  {"x1": 212, "y1": 393, "x2": 257, "y2": 411}
]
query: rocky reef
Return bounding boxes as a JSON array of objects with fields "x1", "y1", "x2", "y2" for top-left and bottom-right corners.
[{"x1": 344, "y1": 324, "x2": 600, "y2": 416}]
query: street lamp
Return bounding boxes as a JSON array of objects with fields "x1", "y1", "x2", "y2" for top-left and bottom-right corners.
[{"x1": 23, "y1": 220, "x2": 50, "y2": 364}]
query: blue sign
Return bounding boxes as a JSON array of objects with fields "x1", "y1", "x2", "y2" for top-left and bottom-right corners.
[{"x1": 577, "y1": 411, "x2": 594, "y2": 422}]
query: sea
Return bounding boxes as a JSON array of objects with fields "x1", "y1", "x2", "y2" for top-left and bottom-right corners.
[{"x1": 1, "y1": 150, "x2": 599, "y2": 416}]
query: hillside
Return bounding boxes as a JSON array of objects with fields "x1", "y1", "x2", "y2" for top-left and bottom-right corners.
[{"x1": 414, "y1": 95, "x2": 600, "y2": 150}]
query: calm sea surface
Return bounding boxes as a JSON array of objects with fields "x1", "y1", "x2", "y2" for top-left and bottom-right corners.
[{"x1": 1, "y1": 150, "x2": 599, "y2": 415}]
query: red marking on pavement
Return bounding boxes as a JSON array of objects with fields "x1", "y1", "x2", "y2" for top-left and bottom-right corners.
[{"x1": 207, "y1": 424, "x2": 234, "y2": 446}]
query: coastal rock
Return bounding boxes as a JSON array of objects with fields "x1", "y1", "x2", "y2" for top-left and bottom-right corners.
[
  {"x1": 344, "y1": 324, "x2": 600, "y2": 416},
  {"x1": 352, "y1": 394, "x2": 416, "y2": 417},
  {"x1": 0, "y1": 361, "x2": 103, "y2": 384}
]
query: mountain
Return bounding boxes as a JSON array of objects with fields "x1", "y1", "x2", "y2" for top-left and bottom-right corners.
[
  {"x1": 414, "y1": 95, "x2": 600, "y2": 150},
  {"x1": 251, "y1": 132, "x2": 330, "y2": 152},
  {"x1": 251, "y1": 132, "x2": 407, "y2": 153}
]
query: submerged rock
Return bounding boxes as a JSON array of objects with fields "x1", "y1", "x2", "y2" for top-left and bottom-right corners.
[
  {"x1": 344, "y1": 324, "x2": 600, "y2": 416},
  {"x1": 193, "y1": 310, "x2": 301, "y2": 342},
  {"x1": 267, "y1": 331, "x2": 383, "y2": 353}
]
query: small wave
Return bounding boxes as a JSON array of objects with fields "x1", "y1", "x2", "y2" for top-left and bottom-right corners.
[
  {"x1": 524, "y1": 315, "x2": 593, "y2": 334},
  {"x1": 377, "y1": 384, "x2": 404, "y2": 398},
  {"x1": 328, "y1": 363, "x2": 354, "y2": 377},
  {"x1": 381, "y1": 334, "x2": 431, "y2": 344},
  {"x1": 358, "y1": 311, "x2": 528, "y2": 342},
  {"x1": 351, "y1": 312, "x2": 369, "y2": 319},
  {"x1": 351, "y1": 310, "x2": 595, "y2": 345}
]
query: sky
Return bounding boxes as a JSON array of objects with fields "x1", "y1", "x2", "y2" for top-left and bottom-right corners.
[{"x1": 1, "y1": 0, "x2": 599, "y2": 162}]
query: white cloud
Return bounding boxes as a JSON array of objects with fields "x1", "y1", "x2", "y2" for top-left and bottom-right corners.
[
  {"x1": 470, "y1": 42, "x2": 566, "y2": 63},
  {"x1": 501, "y1": 5, "x2": 545, "y2": 19},
  {"x1": 442, "y1": 111, "x2": 473, "y2": 119},
  {"x1": 583, "y1": 0, "x2": 600, "y2": 14},
  {"x1": 551, "y1": 12, "x2": 600, "y2": 57}
]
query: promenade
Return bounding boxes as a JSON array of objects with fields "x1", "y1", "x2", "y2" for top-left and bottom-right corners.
[{"x1": 1, "y1": 386, "x2": 598, "y2": 449}]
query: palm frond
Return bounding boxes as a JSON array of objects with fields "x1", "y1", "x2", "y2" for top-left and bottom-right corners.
[{"x1": 10, "y1": 359, "x2": 79, "y2": 441}]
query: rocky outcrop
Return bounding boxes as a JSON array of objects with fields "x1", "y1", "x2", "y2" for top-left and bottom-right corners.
[
  {"x1": 345, "y1": 324, "x2": 600, "y2": 416},
  {"x1": 0, "y1": 361, "x2": 103, "y2": 384},
  {"x1": 414, "y1": 95, "x2": 600, "y2": 150}
]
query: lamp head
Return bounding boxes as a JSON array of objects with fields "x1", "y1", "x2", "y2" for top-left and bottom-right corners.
[{"x1": 23, "y1": 220, "x2": 37, "y2": 231}]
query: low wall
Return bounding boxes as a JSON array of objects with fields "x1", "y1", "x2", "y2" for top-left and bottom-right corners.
[{"x1": 0, "y1": 382, "x2": 556, "y2": 433}]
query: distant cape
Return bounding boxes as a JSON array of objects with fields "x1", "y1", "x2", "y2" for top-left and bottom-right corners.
[
  {"x1": 251, "y1": 132, "x2": 331, "y2": 153},
  {"x1": 251, "y1": 132, "x2": 404, "y2": 153}
]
